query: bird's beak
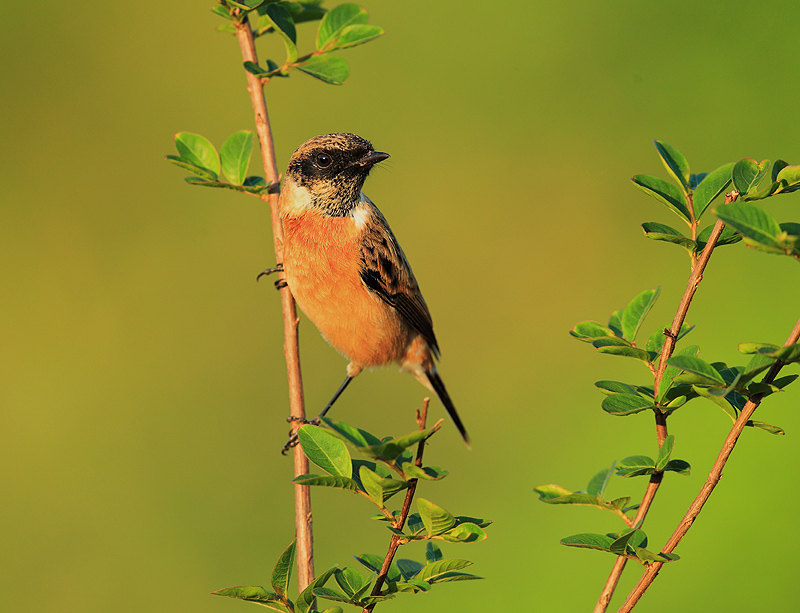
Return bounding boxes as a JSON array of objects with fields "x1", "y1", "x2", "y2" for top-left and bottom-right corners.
[{"x1": 356, "y1": 150, "x2": 390, "y2": 167}]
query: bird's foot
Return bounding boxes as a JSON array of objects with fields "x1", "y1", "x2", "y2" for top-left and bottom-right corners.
[
  {"x1": 281, "y1": 415, "x2": 321, "y2": 455},
  {"x1": 256, "y1": 263, "x2": 283, "y2": 281}
]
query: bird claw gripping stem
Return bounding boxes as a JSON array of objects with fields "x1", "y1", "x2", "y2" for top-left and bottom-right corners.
[
  {"x1": 281, "y1": 416, "x2": 321, "y2": 455},
  {"x1": 256, "y1": 262, "x2": 283, "y2": 281}
]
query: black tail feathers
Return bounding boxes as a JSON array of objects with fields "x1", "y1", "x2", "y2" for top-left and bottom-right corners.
[{"x1": 425, "y1": 367, "x2": 470, "y2": 448}]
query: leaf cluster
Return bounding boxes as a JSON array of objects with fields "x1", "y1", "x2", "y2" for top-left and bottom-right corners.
[
  {"x1": 214, "y1": 541, "x2": 478, "y2": 612},
  {"x1": 715, "y1": 158, "x2": 800, "y2": 261},
  {"x1": 165, "y1": 131, "x2": 272, "y2": 195},
  {"x1": 634, "y1": 141, "x2": 800, "y2": 262},
  {"x1": 215, "y1": 2, "x2": 384, "y2": 85},
  {"x1": 571, "y1": 287, "x2": 797, "y2": 433},
  {"x1": 294, "y1": 420, "x2": 490, "y2": 543},
  {"x1": 535, "y1": 457, "x2": 683, "y2": 565},
  {"x1": 634, "y1": 140, "x2": 737, "y2": 257},
  {"x1": 216, "y1": 420, "x2": 488, "y2": 610}
]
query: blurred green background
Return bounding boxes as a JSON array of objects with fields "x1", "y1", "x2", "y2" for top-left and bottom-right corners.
[{"x1": 3, "y1": 1, "x2": 799, "y2": 611}]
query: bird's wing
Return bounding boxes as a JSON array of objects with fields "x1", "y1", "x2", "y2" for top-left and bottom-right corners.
[{"x1": 358, "y1": 203, "x2": 440, "y2": 357}]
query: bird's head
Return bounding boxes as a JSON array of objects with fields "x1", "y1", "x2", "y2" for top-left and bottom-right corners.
[{"x1": 282, "y1": 133, "x2": 389, "y2": 217}]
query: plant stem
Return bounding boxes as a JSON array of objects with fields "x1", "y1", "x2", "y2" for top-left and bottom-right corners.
[
  {"x1": 618, "y1": 315, "x2": 800, "y2": 612},
  {"x1": 363, "y1": 400, "x2": 434, "y2": 613},
  {"x1": 594, "y1": 194, "x2": 738, "y2": 612},
  {"x1": 233, "y1": 13, "x2": 314, "y2": 592}
]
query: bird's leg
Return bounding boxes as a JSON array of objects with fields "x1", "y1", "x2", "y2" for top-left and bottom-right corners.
[
  {"x1": 256, "y1": 262, "x2": 283, "y2": 281},
  {"x1": 281, "y1": 375, "x2": 354, "y2": 454}
]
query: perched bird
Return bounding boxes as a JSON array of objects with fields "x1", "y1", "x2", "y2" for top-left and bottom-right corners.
[{"x1": 277, "y1": 132, "x2": 469, "y2": 446}]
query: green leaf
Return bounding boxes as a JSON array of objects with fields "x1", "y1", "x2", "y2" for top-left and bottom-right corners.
[
  {"x1": 654, "y1": 140, "x2": 690, "y2": 193},
  {"x1": 395, "y1": 559, "x2": 424, "y2": 581},
  {"x1": 359, "y1": 466, "x2": 385, "y2": 506},
  {"x1": 772, "y1": 159, "x2": 789, "y2": 182},
  {"x1": 634, "y1": 548, "x2": 680, "y2": 563},
  {"x1": 417, "y1": 499, "x2": 456, "y2": 537},
  {"x1": 426, "y1": 543, "x2": 442, "y2": 563},
  {"x1": 716, "y1": 201, "x2": 783, "y2": 249},
  {"x1": 263, "y1": 3, "x2": 298, "y2": 63},
  {"x1": 292, "y1": 4, "x2": 327, "y2": 24},
  {"x1": 296, "y1": 567, "x2": 336, "y2": 613},
  {"x1": 744, "y1": 180, "x2": 782, "y2": 201},
  {"x1": 587, "y1": 464, "x2": 614, "y2": 498},
  {"x1": 696, "y1": 223, "x2": 742, "y2": 252},
  {"x1": 439, "y1": 522, "x2": 487, "y2": 543},
  {"x1": 645, "y1": 329, "x2": 666, "y2": 357},
  {"x1": 292, "y1": 473, "x2": 361, "y2": 493},
  {"x1": 665, "y1": 355, "x2": 726, "y2": 386},
  {"x1": 534, "y1": 485, "x2": 624, "y2": 517},
  {"x1": 212, "y1": 586, "x2": 290, "y2": 612},
  {"x1": 731, "y1": 158, "x2": 769, "y2": 195},
  {"x1": 401, "y1": 463, "x2": 448, "y2": 481},
  {"x1": 316, "y1": 3, "x2": 368, "y2": 50},
  {"x1": 608, "y1": 310, "x2": 624, "y2": 338},
  {"x1": 776, "y1": 163, "x2": 800, "y2": 191},
  {"x1": 602, "y1": 394, "x2": 655, "y2": 416},
  {"x1": 622, "y1": 287, "x2": 660, "y2": 342},
  {"x1": 739, "y1": 342, "x2": 780, "y2": 354},
  {"x1": 361, "y1": 428, "x2": 435, "y2": 463},
  {"x1": 243, "y1": 60, "x2": 269, "y2": 76},
  {"x1": 664, "y1": 459, "x2": 691, "y2": 475},
  {"x1": 632, "y1": 175, "x2": 691, "y2": 224},
  {"x1": 616, "y1": 455, "x2": 656, "y2": 478},
  {"x1": 220, "y1": 130, "x2": 254, "y2": 185},
  {"x1": 164, "y1": 155, "x2": 218, "y2": 181},
  {"x1": 358, "y1": 466, "x2": 409, "y2": 507},
  {"x1": 416, "y1": 559, "x2": 472, "y2": 583},
  {"x1": 296, "y1": 54, "x2": 350, "y2": 85},
  {"x1": 423, "y1": 571, "x2": 482, "y2": 583},
  {"x1": 351, "y1": 459, "x2": 391, "y2": 481},
  {"x1": 560, "y1": 533, "x2": 614, "y2": 552},
  {"x1": 174, "y1": 132, "x2": 220, "y2": 179},
  {"x1": 227, "y1": 0, "x2": 267, "y2": 11},
  {"x1": 747, "y1": 420, "x2": 785, "y2": 435},
  {"x1": 297, "y1": 425, "x2": 352, "y2": 477},
  {"x1": 322, "y1": 418, "x2": 382, "y2": 447},
  {"x1": 595, "y1": 345, "x2": 655, "y2": 364},
  {"x1": 312, "y1": 586, "x2": 351, "y2": 603},
  {"x1": 658, "y1": 345, "x2": 700, "y2": 402},
  {"x1": 641, "y1": 222, "x2": 695, "y2": 252},
  {"x1": 595, "y1": 380, "x2": 640, "y2": 395},
  {"x1": 690, "y1": 172, "x2": 708, "y2": 189},
  {"x1": 655, "y1": 434, "x2": 674, "y2": 471},
  {"x1": 271, "y1": 540, "x2": 296, "y2": 597},
  {"x1": 610, "y1": 529, "x2": 646, "y2": 556},
  {"x1": 768, "y1": 343, "x2": 800, "y2": 363},
  {"x1": 353, "y1": 553, "x2": 383, "y2": 574},
  {"x1": 693, "y1": 162, "x2": 734, "y2": 218},
  {"x1": 334, "y1": 567, "x2": 367, "y2": 597},
  {"x1": 570, "y1": 321, "x2": 618, "y2": 341},
  {"x1": 212, "y1": 5, "x2": 232, "y2": 19},
  {"x1": 331, "y1": 24, "x2": 383, "y2": 49}
]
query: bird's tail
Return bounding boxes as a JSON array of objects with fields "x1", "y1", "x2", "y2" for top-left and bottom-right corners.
[{"x1": 423, "y1": 365, "x2": 470, "y2": 448}]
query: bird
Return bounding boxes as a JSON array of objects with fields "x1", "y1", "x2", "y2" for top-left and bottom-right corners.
[{"x1": 274, "y1": 132, "x2": 469, "y2": 447}]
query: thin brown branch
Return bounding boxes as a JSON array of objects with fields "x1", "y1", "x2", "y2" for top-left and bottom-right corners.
[
  {"x1": 594, "y1": 192, "x2": 740, "y2": 612},
  {"x1": 618, "y1": 316, "x2": 800, "y2": 612},
  {"x1": 233, "y1": 13, "x2": 314, "y2": 592},
  {"x1": 362, "y1": 399, "x2": 432, "y2": 613}
]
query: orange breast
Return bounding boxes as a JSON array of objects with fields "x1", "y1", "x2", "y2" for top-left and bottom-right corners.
[{"x1": 282, "y1": 212, "x2": 412, "y2": 369}]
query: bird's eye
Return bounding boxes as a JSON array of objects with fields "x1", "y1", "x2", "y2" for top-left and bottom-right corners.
[{"x1": 315, "y1": 152, "x2": 332, "y2": 168}]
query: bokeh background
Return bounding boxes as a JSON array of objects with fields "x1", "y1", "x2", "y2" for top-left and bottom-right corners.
[{"x1": 3, "y1": 1, "x2": 799, "y2": 611}]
